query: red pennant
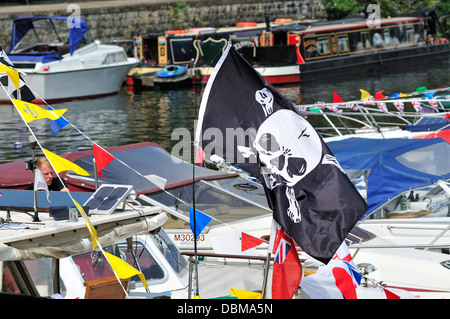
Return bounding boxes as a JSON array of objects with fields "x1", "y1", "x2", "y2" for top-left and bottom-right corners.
[
  {"x1": 384, "y1": 287, "x2": 400, "y2": 299},
  {"x1": 333, "y1": 91, "x2": 344, "y2": 103},
  {"x1": 194, "y1": 145, "x2": 205, "y2": 166},
  {"x1": 374, "y1": 90, "x2": 386, "y2": 100},
  {"x1": 93, "y1": 143, "x2": 115, "y2": 178},
  {"x1": 241, "y1": 232, "x2": 265, "y2": 252}
]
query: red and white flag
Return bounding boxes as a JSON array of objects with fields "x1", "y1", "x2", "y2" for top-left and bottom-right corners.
[{"x1": 270, "y1": 221, "x2": 302, "y2": 299}]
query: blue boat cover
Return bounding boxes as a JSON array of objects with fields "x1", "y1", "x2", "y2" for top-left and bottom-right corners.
[
  {"x1": 9, "y1": 16, "x2": 89, "y2": 55},
  {"x1": 327, "y1": 137, "x2": 450, "y2": 217},
  {"x1": 405, "y1": 116, "x2": 450, "y2": 132},
  {"x1": 8, "y1": 51, "x2": 62, "y2": 63}
]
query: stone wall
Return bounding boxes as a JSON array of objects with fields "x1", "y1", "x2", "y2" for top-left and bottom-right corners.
[{"x1": 0, "y1": 0, "x2": 326, "y2": 51}]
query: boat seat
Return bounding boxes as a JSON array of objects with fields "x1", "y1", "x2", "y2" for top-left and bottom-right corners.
[{"x1": 83, "y1": 276, "x2": 130, "y2": 299}]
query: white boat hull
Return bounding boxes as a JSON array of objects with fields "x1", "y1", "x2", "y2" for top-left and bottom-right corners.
[{"x1": 1, "y1": 61, "x2": 138, "y2": 103}]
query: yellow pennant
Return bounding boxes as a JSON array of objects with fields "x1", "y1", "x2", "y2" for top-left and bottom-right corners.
[
  {"x1": 42, "y1": 148, "x2": 90, "y2": 176},
  {"x1": 0, "y1": 64, "x2": 19, "y2": 88},
  {"x1": 359, "y1": 89, "x2": 372, "y2": 101},
  {"x1": 74, "y1": 200, "x2": 98, "y2": 250},
  {"x1": 230, "y1": 288, "x2": 262, "y2": 299},
  {"x1": 12, "y1": 99, "x2": 67, "y2": 123},
  {"x1": 104, "y1": 251, "x2": 149, "y2": 290}
]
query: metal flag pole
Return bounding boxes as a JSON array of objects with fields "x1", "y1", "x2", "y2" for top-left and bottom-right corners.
[
  {"x1": 29, "y1": 135, "x2": 40, "y2": 222},
  {"x1": 192, "y1": 149, "x2": 199, "y2": 298}
]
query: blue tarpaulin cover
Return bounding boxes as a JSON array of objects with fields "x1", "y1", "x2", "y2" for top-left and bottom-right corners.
[
  {"x1": 327, "y1": 137, "x2": 450, "y2": 217},
  {"x1": 9, "y1": 16, "x2": 89, "y2": 55}
]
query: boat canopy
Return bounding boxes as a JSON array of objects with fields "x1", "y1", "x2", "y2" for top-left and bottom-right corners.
[
  {"x1": 327, "y1": 137, "x2": 450, "y2": 217},
  {"x1": 0, "y1": 142, "x2": 236, "y2": 193},
  {"x1": 9, "y1": 16, "x2": 89, "y2": 55},
  {"x1": 64, "y1": 142, "x2": 235, "y2": 194}
]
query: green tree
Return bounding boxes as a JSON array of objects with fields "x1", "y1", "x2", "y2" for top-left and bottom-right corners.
[{"x1": 323, "y1": 0, "x2": 449, "y2": 37}]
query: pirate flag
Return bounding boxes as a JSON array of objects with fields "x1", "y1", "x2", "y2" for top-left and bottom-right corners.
[{"x1": 194, "y1": 44, "x2": 367, "y2": 264}]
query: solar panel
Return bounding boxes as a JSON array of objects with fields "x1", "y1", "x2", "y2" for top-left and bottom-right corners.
[{"x1": 83, "y1": 184, "x2": 134, "y2": 215}]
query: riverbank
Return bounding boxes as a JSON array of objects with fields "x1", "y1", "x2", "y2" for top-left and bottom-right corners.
[{"x1": 0, "y1": 0, "x2": 326, "y2": 50}]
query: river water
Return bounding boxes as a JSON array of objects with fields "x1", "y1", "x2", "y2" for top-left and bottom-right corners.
[{"x1": 1, "y1": 64, "x2": 449, "y2": 164}]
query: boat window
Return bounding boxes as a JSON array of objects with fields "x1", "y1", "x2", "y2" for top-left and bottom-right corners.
[
  {"x1": 383, "y1": 29, "x2": 391, "y2": 46},
  {"x1": 148, "y1": 177, "x2": 270, "y2": 227},
  {"x1": 406, "y1": 27, "x2": 415, "y2": 43},
  {"x1": 102, "y1": 52, "x2": 128, "y2": 64},
  {"x1": 317, "y1": 37, "x2": 330, "y2": 55},
  {"x1": 395, "y1": 142, "x2": 450, "y2": 176},
  {"x1": 72, "y1": 242, "x2": 165, "y2": 286},
  {"x1": 337, "y1": 35, "x2": 349, "y2": 52},
  {"x1": 1, "y1": 262, "x2": 21, "y2": 294},
  {"x1": 361, "y1": 32, "x2": 371, "y2": 49},
  {"x1": 150, "y1": 230, "x2": 188, "y2": 274}
]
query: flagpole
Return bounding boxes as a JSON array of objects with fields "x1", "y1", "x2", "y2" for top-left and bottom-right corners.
[
  {"x1": 262, "y1": 219, "x2": 276, "y2": 299},
  {"x1": 192, "y1": 148, "x2": 199, "y2": 297},
  {"x1": 29, "y1": 135, "x2": 40, "y2": 222}
]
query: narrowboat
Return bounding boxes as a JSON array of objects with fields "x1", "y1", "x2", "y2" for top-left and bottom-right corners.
[{"x1": 128, "y1": 8, "x2": 448, "y2": 86}]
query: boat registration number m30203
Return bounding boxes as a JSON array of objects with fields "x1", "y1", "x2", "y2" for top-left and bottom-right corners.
[{"x1": 173, "y1": 233, "x2": 206, "y2": 244}]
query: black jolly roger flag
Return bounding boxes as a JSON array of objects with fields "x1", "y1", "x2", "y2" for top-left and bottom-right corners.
[{"x1": 194, "y1": 44, "x2": 368, "y2": 264}]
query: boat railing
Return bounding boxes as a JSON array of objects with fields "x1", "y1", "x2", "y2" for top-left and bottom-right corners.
[
  {"x1": 350, "y1": 219, "x2": 450, "y2": 252},
  {"x1": 295, "y1": 89, "x2": 450, "y2": 138}
]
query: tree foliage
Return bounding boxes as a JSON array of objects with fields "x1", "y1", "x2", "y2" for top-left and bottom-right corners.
[{"x1": 323, "y1": 0, "x2": 450, "y2": 36}]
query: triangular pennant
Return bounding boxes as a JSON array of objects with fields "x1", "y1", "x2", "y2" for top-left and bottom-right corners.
[
  {"x1": 189, "y1": 207, "x2": 212, "y2": 239},
  {"x1": 49, "y1": 105, "x2": 69, "y2": 135},
  {"x1": 0, "y1": 64, "x2": 19, "y2": 89},
  {"x1": 241, "y1": 232, "x2": 265, "y2": 252},
  {"x1": 13, "y1": 99, "x2": 67, "y2": 123},
  {"x1": 73, "y1": 200, "x2": 98, "y2": 249},
  {"x1": 42, "y1": 148, "x2": 89, "y2": 176},
  {"x1": 103, "y1": 251, "x2": 148, "y2": 290},
  {"x1": 423, "y1": 91, "x2": 436, "y2": 99},
  {"x1": 383, "y1": 287, "x2": 401, "y2": 299},
  {"x1": 144, "y1": 174, "x2": 166, "y2": 190},
  {"x1": 359, "y1": 89, "x2": 372, "y2": 101},
  {"x1": 333, "y1": 91, "x2": 344, "y2": 103},
  {"x1": 374, "y1": 90, "x2": 386, "y2": 100},
  {"x1": 93, "y1": 143, "x2": 115, "y2": 178}
]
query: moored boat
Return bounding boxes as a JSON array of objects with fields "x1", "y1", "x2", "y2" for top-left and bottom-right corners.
[
  {"x1": 1, "y1": 16, "x2": 139, "y2": 103},
  {"x1": 129, "y1": 8, "x2": 448, "y2": 86}
]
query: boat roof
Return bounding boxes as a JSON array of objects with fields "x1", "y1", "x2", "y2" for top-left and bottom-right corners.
[
  {"x1": 327, "y1": 137, "x2": 450, "y2": 217},
  {"x1": 0, "y1": 188, "x2": 163, "y2": 261},
  {"x1": 296, "y1": 16, "x2": 423, "y2": 35},
  {"x1": 0, "y1": 142, "x2": 235, "y2": 194},
  {"x1": 9, "y1": 16, "x2": 89, "y2": 55}
]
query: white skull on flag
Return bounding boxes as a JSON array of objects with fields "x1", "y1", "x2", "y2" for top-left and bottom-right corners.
[{"x1": 254, "y1": 109, "x2": 322, "y2": 188}]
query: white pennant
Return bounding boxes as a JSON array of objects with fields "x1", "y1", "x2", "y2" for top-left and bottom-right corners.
[{"x1": 34, "y1": 168, "x2": 51, "y2": 202}]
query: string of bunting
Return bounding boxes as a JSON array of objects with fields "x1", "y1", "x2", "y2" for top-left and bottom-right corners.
[
  {"x1": 0, "y1": 47, "x2": 260, "y2": 295},
  {"x1": 298, "y1": 87, "x2": 450, "y2": 115}
]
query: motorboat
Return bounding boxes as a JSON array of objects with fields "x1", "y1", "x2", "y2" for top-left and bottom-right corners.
[
  {"x1": 1, "y1": 16, "x2": 139, "y2": 103},
  {"x1": 0, "y1": 187, "x2": 189, "y2": 299},
  {"x1": 129, "y1": 9, "x2": 448, "y2": 85},
  {"x1": 0, "y1": 141, "x2": 442, "y2": 298}
]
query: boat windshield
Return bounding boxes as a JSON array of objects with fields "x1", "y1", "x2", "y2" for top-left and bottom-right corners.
[
  {"x1": 11, "y1": 18, "x2": 93, "y2": 54},
  {"x1": 1, "y1": 259, "x2": 67, "y2": 297},
  {"x1": 364, "y1": 180, "x2": 450, "y2": 220},
  {"x1": 71, "y1": 230, "x2": 187, "y2": 289},
  {"x1": 144, "y1": 177, "x2": 271, "y2": 228}
]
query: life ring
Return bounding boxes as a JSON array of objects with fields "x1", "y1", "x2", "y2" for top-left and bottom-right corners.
[
  {"x1": 165, "y1": 29, "x2": 187, "y2": 34},
  {"x1": 275, "y1": 18, "x2": 292, "y2": 23},
  {"x1": 236, "y1": 22, "x2": 257, "y2": 27}
]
